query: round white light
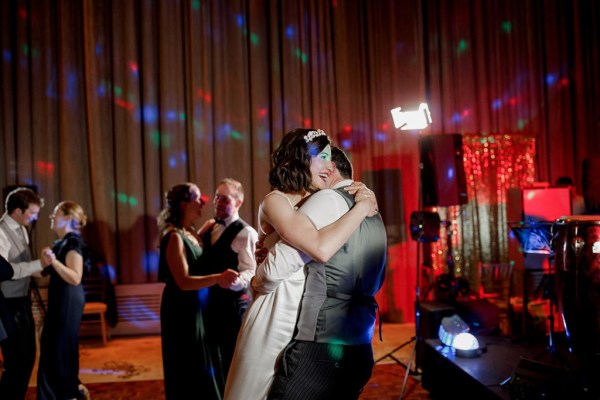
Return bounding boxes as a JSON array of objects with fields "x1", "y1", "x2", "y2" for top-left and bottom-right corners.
[{"x1": 452, "y1": 332, "x2": 479, "y2": 351}]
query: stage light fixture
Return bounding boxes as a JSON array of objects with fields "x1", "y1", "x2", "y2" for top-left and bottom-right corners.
[
  {"x1": 390, "y1": 102, "x2": 432, "y2": 130},
  {"x1": 438, "y1": 314, "x2": 482, "y2": 358}
]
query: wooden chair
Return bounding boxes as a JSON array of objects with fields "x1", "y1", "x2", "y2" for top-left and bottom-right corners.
[
  {"x1": 81, "y1": 266, "x2": 109, "y2": 346},
  {"x1": 478, "y1": 262, "x2": 514, "y2": 335}
]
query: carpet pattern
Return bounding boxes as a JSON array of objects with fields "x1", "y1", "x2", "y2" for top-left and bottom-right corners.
[{"x1": 21, "y1": 323, "x2": 431, "y2": 399}]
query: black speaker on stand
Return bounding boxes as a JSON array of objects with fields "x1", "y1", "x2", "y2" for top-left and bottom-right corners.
[{"x1": 420, "y1": 133, "x2": 468, "y2": 208}]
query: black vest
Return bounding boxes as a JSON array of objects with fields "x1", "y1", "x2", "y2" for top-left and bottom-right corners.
[{"x1": 201, "y1": 219, "x2": 250, "y2": 318}]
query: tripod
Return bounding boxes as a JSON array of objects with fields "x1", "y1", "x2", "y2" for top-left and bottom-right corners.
[
  {"x1": 533, "y1": 256, "x2": 569, "y2": 368},
  {"x1": 373, "y1": 210, "x2": 440, "y2": 399}
]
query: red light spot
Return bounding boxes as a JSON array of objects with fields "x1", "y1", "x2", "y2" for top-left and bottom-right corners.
[
  {"x1": 19, "y1": 9, "x2": 27, "y2": 19},
  {"x1": 303, "y1": 119, "x2": 311, "y2": 127},
  {"x1": 204, "y1": 94, "x2": 211, "y2": 103},
  {"x1": 115, "y1": 99, "x2": 134, "y2": 111},
  {"x1": 130, "y1": 62, "x2": 138, "y2": 72},
  {"x1": 560, "y1": 78, "x2": 569, "y2": 86},
  {"x1": 343, "y1": 125, "x2": 352, "y2": 133},
  {"x1": 258, "y1": 108, "x2": 268, "y2": 118},
  {"x1": 509, "y1": 97, "x2": 517, "y2": 106}
]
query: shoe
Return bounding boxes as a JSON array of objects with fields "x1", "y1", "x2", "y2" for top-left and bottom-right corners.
[{"x1": 77, "y1": 383, "x2": 91, "y2": 400}]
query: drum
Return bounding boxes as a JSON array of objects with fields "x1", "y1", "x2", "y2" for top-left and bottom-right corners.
[{"x1": 552, "y1": 216, "x2": 600, "y2": 357}]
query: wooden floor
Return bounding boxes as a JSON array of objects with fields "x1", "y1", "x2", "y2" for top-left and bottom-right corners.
[{"x1": 21, "y1": 322, "x2": 431, "y2": 399}]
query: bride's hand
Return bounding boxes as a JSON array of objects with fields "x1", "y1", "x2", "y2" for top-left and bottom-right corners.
[{"x1": 352, "y1": 186, "x2": 379, "y2": 217}]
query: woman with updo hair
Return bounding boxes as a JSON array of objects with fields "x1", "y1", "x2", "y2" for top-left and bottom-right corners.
[
  {"x1": 37, "y1": 200, "x2": 91, "y2": 399},
  {"x1": 157, "y1": 182, "x2": 239, "y2": 400}
]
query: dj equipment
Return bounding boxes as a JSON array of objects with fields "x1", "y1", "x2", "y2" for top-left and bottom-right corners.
[{"x1": 553, "y1": 216, "x2": 600, "y2": 357}]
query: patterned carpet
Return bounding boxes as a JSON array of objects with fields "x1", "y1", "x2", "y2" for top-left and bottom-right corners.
[
  {"x1": 22, "y1": 323, "x2": 431, "y2": 399},
  {"x1": 26, "y1": 363, "x2": 429, "y2": 400}
]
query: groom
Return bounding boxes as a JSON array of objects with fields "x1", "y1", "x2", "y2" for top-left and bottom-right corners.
[{"x1": 268, "y1": 147, "x2": 387, "y2": 399}]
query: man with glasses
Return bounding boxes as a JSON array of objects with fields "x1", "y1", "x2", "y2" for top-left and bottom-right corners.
[{"x1": 200, "y1": 178, "x2": 258, "y2": 393}]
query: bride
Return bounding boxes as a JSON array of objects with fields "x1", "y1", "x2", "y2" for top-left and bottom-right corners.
[{"x1": 224, "y1": 128, "x2": 377, "y2": 400}]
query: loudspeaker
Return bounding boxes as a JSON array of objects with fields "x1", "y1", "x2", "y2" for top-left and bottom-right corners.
[
  {"x1": 361, "y1": 169, "x2": 405, "y2": 245},
  {"x1": 420, "y1": 134, "x2": 468, "y2": 207}
]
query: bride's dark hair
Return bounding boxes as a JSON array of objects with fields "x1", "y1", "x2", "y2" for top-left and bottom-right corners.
[{"x1": 268, "y1": 128, "x2": 330, "y2": 193}]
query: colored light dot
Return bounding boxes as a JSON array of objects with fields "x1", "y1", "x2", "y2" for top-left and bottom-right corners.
[
  {"x1": 457, "y1": 40, "x2": 468, "y2": 53},
  {"x1": 118, "y1": 193, "x2": 128, "y2": 203},
  {"x1": 501, "y1": 21, "x2": 512, "y2": 33},
  {"x1": 179, "y1": 112, "x2": 186, "y2": 121},
  {"x1": 250, "y1": 33, "x2": 259, "y2": 46},
  {"x1": 192, "y1": 0, "x2": 200, "y2": 11},
  {"x1": 114, "y1": 86, "x2": 122, "y2": 96},
  {"x1": 128, "y1": 197, "x2": 138, "y2": 206},
  {"x1": 230, "y1": 130, "x2": 242, "y2": 140},
  {"x1": 22, "y1": 44, "x2": 29, "y2": 55}
]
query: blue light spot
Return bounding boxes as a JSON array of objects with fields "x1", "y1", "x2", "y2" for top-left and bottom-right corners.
[
  {"x1": 3, "y1": 49, "x2": 11, "y2": 62},
  {"x1": 546, "y1": 74, "x2": 557, "y2": 86},
  {"x1": 65, "y1": 72, "x2": 78, "y2": 101},
  {"x1": 180, "y1": 153, "x2": 187, "y2": 162},
  {"x1": 235, "y1": 15, "x2": 244, "y2": 27},
  {"x1": 97, "y1": 84, "x2": 107, "y2": 96},
  {"x1": 139, "y1": 105, "x2": 159, "y2": 123},
  {"x1": 451, "y1": 113, "x2": 461, "y2": 123},
  {"x1": 165, "y1": 110, "x2": 177, "y2": 121},
  {"x1": 491, "y1": 99, "x2": 502, "y2": 110},
  {"x1": 375, "y1": 132, "x2": 386, "y2": 142},
  {"x1": 447, "y1": 168, "x2": 455, "y2": 180},
  {"x1": 169, "y1": 156, "x2": 177, "y2": 168},
  {"x1": 143, "y1": 251, "x2": 159, "y2": 274},
  {"x1": 263, "y1": 130, "x2": 271, "y2": 141},
  {"x1": 95, "y1": 43, "x2": 102, "y2": 56},
  {"x1": 341, "y1": 139, "x2": 352, "y2": 148},
  {"x1": 286, "y1": 26, "x2": 295, "y2": 38}
]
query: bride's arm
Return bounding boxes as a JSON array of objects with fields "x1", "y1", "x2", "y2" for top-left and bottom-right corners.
[{"x1": 261, "y1": 190, "x2": 377, "y2": 263}]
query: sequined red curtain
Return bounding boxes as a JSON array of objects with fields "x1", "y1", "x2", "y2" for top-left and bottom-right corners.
[{"x1": 423, "y1": 134, "x2": 538, "y2": 296}]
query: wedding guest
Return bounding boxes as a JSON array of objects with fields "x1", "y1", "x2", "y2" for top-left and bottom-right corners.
[
  {"x1": 37, "y1": 201, "x2": 90, "y2": 400},
  {"x1": 157, "y1": 183, "x2": 239, "y2": 400},
  {"x1": 0, "y1": 187, "x2": 53, "y2": 399},
  {"x1": 200, "y1": 178, "x2": 258, "y2": 387}
]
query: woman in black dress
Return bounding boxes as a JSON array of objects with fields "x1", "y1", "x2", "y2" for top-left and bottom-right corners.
[
  {"x1": 157, "y1": 183, "x2": 239, "y2": 400},
  {"x1": 37, "y1": 200, "x2": 90, "y2": 400}
]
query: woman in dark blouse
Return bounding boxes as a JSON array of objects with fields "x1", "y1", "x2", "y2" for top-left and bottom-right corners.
[{"x1": 37, "y1": 200, "x2": 90, "y2": 400}]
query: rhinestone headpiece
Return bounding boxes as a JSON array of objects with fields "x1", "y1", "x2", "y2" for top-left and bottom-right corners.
[{"x1": 303, "y1": 129, "x2": 326, "y2": 143}]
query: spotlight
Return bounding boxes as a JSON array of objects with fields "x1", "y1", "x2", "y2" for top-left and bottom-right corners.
[
  {"x1": 390, "y1": 103, "x2": 432, "y2": 130},
  {"x1": 437, "y1": 314, "x2": 482, "y2": 358}
]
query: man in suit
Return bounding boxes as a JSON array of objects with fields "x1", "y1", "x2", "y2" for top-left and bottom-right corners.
[
  {"x1": 200, "y1": 178, "x2": 259, "y2": 391},
  {"x1": 269, "y1": 147, "x2": 387, "y2": 399},
  {"x1": 0, "y1": 187, "x2": 54, "y2": 399}
]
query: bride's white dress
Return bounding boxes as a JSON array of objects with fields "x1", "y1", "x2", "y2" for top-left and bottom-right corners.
[{"x1": 223, "y1": 192, "x2": 309, "y2": 400}]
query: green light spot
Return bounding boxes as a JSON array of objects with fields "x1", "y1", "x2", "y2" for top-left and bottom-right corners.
[
  {"x1": 192, "y1": 0, "x2": 200, "y2": 11},
  {"x1": 230, "y1": 130, "x2": 242, "y2": 140},
  {"x1": 22, "y1": 44, "x2": 29, "y2": 55},
  {"x1": 517, "y1": 119, "x2": 526, "y2": 130},
  {"x1": 150, "y1": 130, "x2": 161, "y2": 146},
  {"x1": 179, "y1": 112, "x2": 186, "y2": 121},
  {"x1": 128, "y1": 197, "x2": 138, "y2": 206},
  {"x1": 301, "y1": 53, "x2": 307, "y2": 63},
  {"x1": 250, "y1": 33, "x2": 259, "y2": 46},
  {"x1": 501, "y1": 21, "x2": 512, "y2": 33},
  {"x1": 295, "y1": 48, "x2": 302, "y2": 58},
  {"x1": 117, "y1": 193, "x2": 128, "y2": 203},
  {"x1": 114, "y1": 86, "x2": 122, "y2": 96},
  {"x1": 457, "y1": 40, "x2": 468, "y2": 54}
]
